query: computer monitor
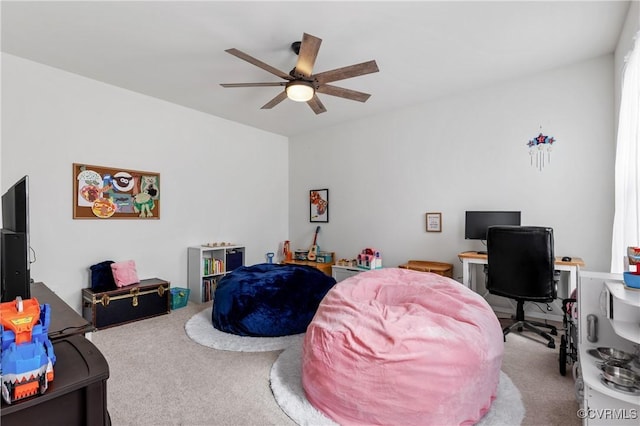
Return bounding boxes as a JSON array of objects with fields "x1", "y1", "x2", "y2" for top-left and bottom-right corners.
[{"x1": 465, "y1": 211, "x2": 521, "y2": 241}]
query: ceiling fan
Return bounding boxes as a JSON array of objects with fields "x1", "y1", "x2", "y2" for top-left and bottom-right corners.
[{"x1": 220, "y1": 33, "x2": 379, "y2": 114}]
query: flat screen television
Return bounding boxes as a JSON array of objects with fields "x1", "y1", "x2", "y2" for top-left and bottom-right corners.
[
  {"x1": 2, "y1": 176, "x2": 29, "y2": 236},
  {"x1": 465, "y1": 211, "x2": 521, "y2": 241},
  {"x1": 1, "y1": 175, "x2": 31, "y2": 301}
]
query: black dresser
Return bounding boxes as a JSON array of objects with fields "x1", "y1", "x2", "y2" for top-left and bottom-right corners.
[{"x1": 1, "y1": 283, "x2": 110, "y2": 425}]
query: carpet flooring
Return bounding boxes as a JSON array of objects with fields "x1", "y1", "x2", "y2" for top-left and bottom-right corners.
[
  {"x1": 184, "y1": 306, "x2": 525, "y2": 424},
  {"x1": 90, "y1": 301, "x2": 581, "y2": 425}
]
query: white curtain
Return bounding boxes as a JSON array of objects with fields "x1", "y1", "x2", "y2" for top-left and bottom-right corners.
[{"x1": 611, "y1": 31, "x2": 640, "y2": 273}]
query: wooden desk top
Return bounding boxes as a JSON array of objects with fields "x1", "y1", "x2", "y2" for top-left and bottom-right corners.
[
  {"x1": 458, "y1": 251, "x2": 489, "y2": 260},
  {"x1": 282, "y1": 259, "x2": 334, "y2": 276},
  {"x1": 458, "y1": 251, "x2": 585, "y2": 267},
  {"x1": 31, "y1": 282, "x2": 94, "y2": 340}
]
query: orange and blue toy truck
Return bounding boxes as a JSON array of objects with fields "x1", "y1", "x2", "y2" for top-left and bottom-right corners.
[{"x1": 0, "y1": 296, "x2": 56, "y2": 404}]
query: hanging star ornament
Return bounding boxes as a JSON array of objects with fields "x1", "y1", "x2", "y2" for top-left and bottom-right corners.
[{"x1": 527, "y1": 129, "x2": 556, "y2": 171}]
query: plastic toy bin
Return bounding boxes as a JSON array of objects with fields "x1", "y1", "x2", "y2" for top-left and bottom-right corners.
[{"x1": 170, "y1": 287, "x2": 190, "y2": 310}]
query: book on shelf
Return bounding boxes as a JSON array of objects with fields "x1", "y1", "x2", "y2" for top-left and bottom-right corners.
[
  {"x1": 202, "y1": 258, "x2": 225, "y2": 275},
  {"x1": 202, "y1": 277, "x2": 219, "y2": 302}
]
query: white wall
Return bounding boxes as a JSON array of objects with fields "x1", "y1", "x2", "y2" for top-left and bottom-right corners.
[
  {"x1": 0, "y1": 49, "x2": 623, "y2": 313},
  {"x1": 1, "y1": 54, "x2": 289, "y2": 311},
  {"x1": 289, "y1": 55, "x2": 615, "y2": 283}
]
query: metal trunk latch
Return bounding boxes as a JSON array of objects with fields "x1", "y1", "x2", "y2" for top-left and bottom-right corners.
[
  {"x1": 100, "y1": 294, "x2": 110, "y2": 307},
  {"x1": 130, "y1": 287, "x2": 140, "y2": 307}
]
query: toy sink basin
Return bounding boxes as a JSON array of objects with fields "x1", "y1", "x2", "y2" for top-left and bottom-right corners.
[
  {"x1": 623, "y1": 271, "x2": 640, "y2": 289},
  {"x1": 597, "y1": 347, "x2": 635, "y2": 364}
]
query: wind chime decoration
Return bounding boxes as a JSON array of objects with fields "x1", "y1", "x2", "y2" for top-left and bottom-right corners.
[{"x1": 527, "y1": 127, "x2": 556, "y2": 171}]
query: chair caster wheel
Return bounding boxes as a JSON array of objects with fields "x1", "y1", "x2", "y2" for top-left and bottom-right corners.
[
  {"x1": 551, "y1": 329, "x2": 558, "y2": 336},
  {"x1": 547, "y1": 341, "x2": 556, "y2": 349}
]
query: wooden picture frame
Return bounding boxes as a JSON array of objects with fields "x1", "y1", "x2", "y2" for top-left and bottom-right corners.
[
  {"x1": 426, "y1": 212, "x2": 442, "y2": 232},
  {"x1": 310, "y1": 189, "x2": 329, "y2": 223},
  {"x1": 73, "y1": 163, "x2": 160, "y2": 219}
]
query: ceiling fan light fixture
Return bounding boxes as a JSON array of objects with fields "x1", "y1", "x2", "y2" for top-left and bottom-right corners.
[
  {"x1": 286, "y1": 80, "x2": 314, "y2": 102},
  {"x1": 222, "y1": 33, "x2": 378, "y2": 114}
]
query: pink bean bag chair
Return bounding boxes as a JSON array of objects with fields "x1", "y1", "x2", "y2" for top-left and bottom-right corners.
[{"x1": 302, "y1": 268, "x2": 504, "y2": 426}]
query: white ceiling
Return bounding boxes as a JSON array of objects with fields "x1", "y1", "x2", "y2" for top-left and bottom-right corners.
[{"x1": 1, "y1": 1, "x2": 631, "y2": 137}]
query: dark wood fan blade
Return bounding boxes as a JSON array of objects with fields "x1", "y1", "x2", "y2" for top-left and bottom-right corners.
[
  {"x1": 316, "y1": 85, "x2": 371, "y2": 102},
  {"x1": 314, "y1": 60, "x2": 379, "y2": 84},
  {"x1": 225, "y1": 48, "x2": 292, "y2": 80},
  {"x1": 307, "y1": 95, "x2": 327, "y2": 115},
  {"x1": 261, "y1": 91, "x2": 288, "y2": 109},
  {"x1": 295, "y1": 33, "x2": 322, "y2": 78},
  {"x1": 221, "y1": 82, "x2": 287, "y2": 88}
]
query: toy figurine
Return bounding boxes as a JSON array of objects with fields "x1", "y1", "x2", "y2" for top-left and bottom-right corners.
[
  {"x1": 357, "y1": 248, "x2": 382, "y2": 270},
  {"x1": 283, "y1": 240, "x2": 292, "y2": 262},
  {"x1": 0, "y1": 297, "x2": 56, "y2": 404}
]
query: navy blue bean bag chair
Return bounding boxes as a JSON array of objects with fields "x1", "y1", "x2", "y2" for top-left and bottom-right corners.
[{"x1": 212, "y1": 263, "x2": 337, "y2": 337}]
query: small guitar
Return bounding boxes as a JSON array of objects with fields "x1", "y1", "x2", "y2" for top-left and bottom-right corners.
[{"x1": 307, "y1": 226, "x2": 321, "y2": 261}]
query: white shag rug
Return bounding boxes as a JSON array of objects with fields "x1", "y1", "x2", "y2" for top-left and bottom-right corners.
[
  {"x1": 270, "y1": 339, "x2": 525, "y2": 426},
  {"x1": 184, "y1": 307, "x2": 304, "y2": 352}
]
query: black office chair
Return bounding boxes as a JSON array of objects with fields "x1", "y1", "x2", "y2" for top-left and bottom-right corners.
[{"x1": 486, "y1": 225, "x2": 558, "y2": 348}]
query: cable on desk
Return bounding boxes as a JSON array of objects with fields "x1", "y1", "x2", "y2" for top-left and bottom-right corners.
[{"x1": 48, "y1": 325, "x2": 93, "y2": 337}]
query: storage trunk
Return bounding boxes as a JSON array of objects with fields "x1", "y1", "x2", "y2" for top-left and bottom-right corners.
[{"x1": 82, "y1": 278, "x2": 170, "y2": 330}]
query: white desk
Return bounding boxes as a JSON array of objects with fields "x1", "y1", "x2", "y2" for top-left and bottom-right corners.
[
  {"x1": 458, "y1": 251, "x2": 585, "y2": 296},
  {"x1": 331, "y1": 265, "x2": 364, "y2": 282}
]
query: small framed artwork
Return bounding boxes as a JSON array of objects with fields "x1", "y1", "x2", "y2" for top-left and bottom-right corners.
[
  {"x1": 310, "y1": 189, "x2": 329, "y2": 223},
  {"x1": 426, "y1": 212, "x2": 442, "y2": 232}
]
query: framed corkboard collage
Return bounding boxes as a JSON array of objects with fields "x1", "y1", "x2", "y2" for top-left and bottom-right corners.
[{"x1": 73, "y1": 163, "x2": 160, "y2": 219}]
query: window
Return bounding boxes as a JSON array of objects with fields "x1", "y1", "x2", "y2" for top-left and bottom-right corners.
[{"x1": 611, "y1": 31, "x2": 640, "y2": 273}]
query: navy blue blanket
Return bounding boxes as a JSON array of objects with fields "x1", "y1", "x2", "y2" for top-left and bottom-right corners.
[{"x1": 212, "y1": 263, "x2": 337, "y2": 337}]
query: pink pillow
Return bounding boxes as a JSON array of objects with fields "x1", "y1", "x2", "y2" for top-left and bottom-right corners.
[{"x1": 111, "y1": 260, "x2": 140, "y2": 287}]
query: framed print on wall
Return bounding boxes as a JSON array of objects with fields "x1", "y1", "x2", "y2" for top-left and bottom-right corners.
[
  {"x1": 310, "y1": 189, "x2": 329, "y2": 223},
  {"x1": 426, "y1": 212, "x2": 441, "y2": 232}
]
